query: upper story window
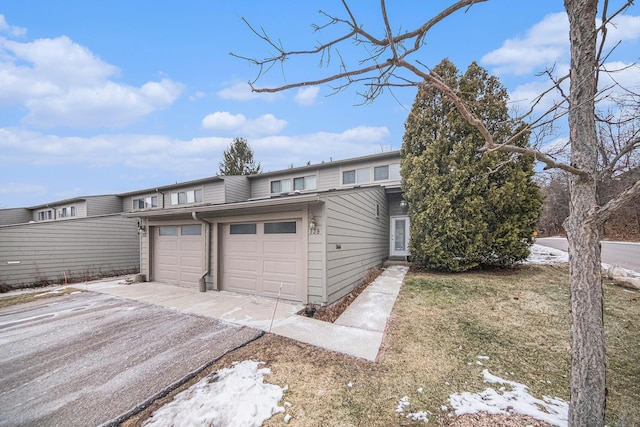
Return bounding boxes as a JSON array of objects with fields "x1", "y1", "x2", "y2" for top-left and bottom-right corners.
[
  {"x1": 342, "y1": 168, "x2": 370, "y2": 185},
  {"x1": 170, "y1": 189, "x2": 203, "y2": 206},
  {"x1": 133, "y1": 196, "x2": 158, "y2": 210},
  {"x1": 38, "y1": 210, "x2": 53, "y2": 221},
  {"x1": 271, "y1": 175, "x2": 316, "y2": 194},
  {"x1": 374, "y1": 163, "x2": 401, "y2": 181},
  {"x1": 58, "y1": 206, "x2": 76, "y2": 218},
  {"x1": 343, "y1": 163, "x2": 401, "y2": 186}
]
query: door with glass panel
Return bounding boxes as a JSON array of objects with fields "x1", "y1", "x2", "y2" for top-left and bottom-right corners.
[{"x1": 390, "y1": 216, "x2": 410, "y2": 257}]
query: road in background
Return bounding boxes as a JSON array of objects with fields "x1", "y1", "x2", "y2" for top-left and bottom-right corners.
[{"x1": 536, "y1": 237, "x2": 640, "y2": 273}]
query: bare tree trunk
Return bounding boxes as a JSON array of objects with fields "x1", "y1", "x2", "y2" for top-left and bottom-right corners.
[{"x1": 564, "y1": 0, "x2": 606, "y2": 425}]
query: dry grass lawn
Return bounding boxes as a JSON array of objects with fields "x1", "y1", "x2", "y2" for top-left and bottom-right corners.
[{"x1": 122, "y1": 265, "x2": 639, "y2": 426}]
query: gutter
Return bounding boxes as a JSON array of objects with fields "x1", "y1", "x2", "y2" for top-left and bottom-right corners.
[{"x1": 192, "y1": 212, "x2": 212, "y2": 292}]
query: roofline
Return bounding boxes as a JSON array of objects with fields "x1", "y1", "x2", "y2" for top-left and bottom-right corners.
[
  {"x1": 117, "y1": 175, "x2": 225, "y2": 197},
  {"x1": 124, "y1": 193, "x2": 322, "y2": 219},
  {"x1": 248, "y1": 150, "x2": 401, "y2": 179},
  {"x1": 27, "y1": 195, "x2": 101, "y2": 210}
]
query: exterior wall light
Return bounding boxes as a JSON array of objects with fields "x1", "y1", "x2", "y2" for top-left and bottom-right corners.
[
  {"x1": 137, "y1": 221, "x2": 147, "y2": 234},
  {"x1": 400, "y1": 200, "x2": 408, "y2": 208},
  {"x1": 309, "y1": 215, "x2": 317, "y2": 231}
]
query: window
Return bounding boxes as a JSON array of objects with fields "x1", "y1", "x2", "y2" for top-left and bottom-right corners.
[
  {"x1": 271, "y1": 176, "x2": 316, "y2": 194},
  {"x1": 389, "y1": 163, "x2": 401, "y2": 180},
  {"x1": 293, "y1": 177, "x2": 305, "y2": 191},
  {"x1": 230, "y1": 223, "x2": 257, "y2": 234},
  {"x1": 264, "y1": 221, "x2": 297, "y2": 234},
  {"x1": 159, "y1": 226, "x2": 178, "y2": 236},
  {"x1": 293, "y1": 175, "x2": 317, "y2": 191},
  {"x1": 356, "y1": 168, "x2": 370, "y2": 183},
  {"x1": 342, "y1": 170, "x2": 356, "y2": 185},
  {"x1": 181, "y1": 225, "x2": 202, "y2": 235},
  {"x1": 374, "y1": 165, "x2": 389, "y2": 181},
  {"x1": 38, "y1": 210, "x2": 53, "y2": 221},
  {"x1": 343, "y1": 168, "x2": 370, "y2": 185},
  {"x1": 170, "y1": 189, "x2": 203, "y2": 206},
  {"x1": 133, "y1": 196, "x2": 158, "y2": 210},
  {"x1": 270, "y1": 179, "x2": 292, "y2": 194},
  {"x1": 58, "y1": 206, "x2": 76, "y2": 218}
]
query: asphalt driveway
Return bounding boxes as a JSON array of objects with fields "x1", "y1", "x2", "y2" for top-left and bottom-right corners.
[{"x1": 0, "y1": 291, "x2": 263, "y2": 427}]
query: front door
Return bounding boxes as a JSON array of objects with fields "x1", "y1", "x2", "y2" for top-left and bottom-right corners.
[{"x1": 390, "y1": 216, "x2": 410, "y2": 257}]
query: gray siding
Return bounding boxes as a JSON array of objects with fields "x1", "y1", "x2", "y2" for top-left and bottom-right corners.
[
  {"x1": 250, "y1": 176, "x2": 270, "y2": 199},
  {"x1": 388, "y1": 192, "x2": 409, "y2": 217},
  {"x1": 307, "y1": 201, "x2": 325, "y2": 304},
  {"x1": 317, "y1": 165, "x2": 341, "y2": 190},
  {"x1": 322, "y1": 187, "x2": 389, "y2": 304},
  {"x1": 0, "y1": 208, "x2": 32, "y2": 226},
  {"x1": 74, "y1": 202, "x2": 88, "y2": 218},
  {"x1": 0, "y1": 214, "x2": 140, "y2": 288},
  {"x1": 223, "y1": 176, "x2": 251, "y2": 203},
  {"x1": 203, "y1": 181, "x2": 225, "y2": 205},
  {"x1": 86, "y1": 195, "x2": 122, "y2": 216}
]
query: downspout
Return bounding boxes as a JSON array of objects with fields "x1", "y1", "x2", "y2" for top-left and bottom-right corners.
[{"x1": 192, "y1": 212, "x2": 211, "y2": 292}]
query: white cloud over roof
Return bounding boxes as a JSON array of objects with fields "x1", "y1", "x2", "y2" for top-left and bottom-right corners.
[
  {"x1": 201, "y1": 112, "x2": 287, "y2": 135},
  {"x1": 0, "y1": 34, "x2": 183, "y2": 128}
]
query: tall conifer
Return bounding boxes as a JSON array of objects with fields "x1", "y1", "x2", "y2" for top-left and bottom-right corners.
[{"x1": 401, "y1": 59, "x2": 542, "y2": 271}]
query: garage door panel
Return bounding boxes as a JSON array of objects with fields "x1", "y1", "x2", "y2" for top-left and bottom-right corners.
[
  {"x1": 263, "y1": 240, "x2": 298, "y2": 254},
  {"x1": 153, "y1": 226, "x2": 203, "y2": 287},
  {"x1": 263, "y1": 259, "x2": 297, "y2": 276},
  {"x1": 226, "y1": 258, "x2": 258, "y2": 273},
  {"x1": 222, "y1": 220, "x2": 304, "y2": 302},
  {"x1": 179, "y1": 256, "x2": 201, "y2": 268},
  {"x1": 156, "y1": 239, "x2": 178, "y2": 251},
  {"x1": 227, "y1": 239, "x2": 257, "y2": 254},
  {"x1": 262, "y1": 279, "x2": 297, "y2": 296},
  {"x1": 225, "y1": 276, "x2": 258, "y2": 292}
]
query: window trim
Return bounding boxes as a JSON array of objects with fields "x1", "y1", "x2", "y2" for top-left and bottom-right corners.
[
  {"x1": 133, "y1": 195, "x2": 158, "y2": 210},
  {"x1": 169, "y1": 188, "x2": 203, "y2": 206},
  {"x1": 270, "y1": 175, "x2": 316, "y2": 194}
]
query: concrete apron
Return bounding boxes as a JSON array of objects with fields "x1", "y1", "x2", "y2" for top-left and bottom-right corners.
[{"x1": 76, "y1": 266, "x2": 409, "y2": 362}]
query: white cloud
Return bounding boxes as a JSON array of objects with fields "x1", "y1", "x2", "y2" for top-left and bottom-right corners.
[
  {"x1": 242, "y1": 114, "x2": 287, "y2": 135},
  {"x1": 217, "y1": 81, "x2": 280, "y2": 102},
  {"x1": 294, "y1": 86, "x2": 320, "y2": 106},
  {"x1": 0, "y1": 125, "x2": 391, "y2": 178},
  {"x1": 201, "y1": 112, "x2": 287, "y2": 136},
  {"x1": 251, "y1": 125, "x2": 391, "y2": 170},
  {"x1": 0, "y1": 34, "x2": 183, "y2": 128},
  {"x1": 23, "y1": 79, "x2": 182, "y2": 128},
  {"x1": 0, "y1": 15, "x2": 27, "y2": 37},
  {"x1": 606, "y1": 15, "x2": 640, "y2": 44},
  {"x1": 482, "y1": 12, "x2": 568, "y2": 75},
  {"x1": 189, "y1": 91, "x2": 206, "y2": 101},
  {"x1": 202, "y1": 112, "x2": 247, "y2": 131},
  {"x1": 483, "y1": 12, "x2": 640, "y2": 76}
]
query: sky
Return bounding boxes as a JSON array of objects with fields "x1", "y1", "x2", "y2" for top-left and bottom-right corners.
[{"x1": 1, "y1": 1, "x2": 639, "y2": 209}]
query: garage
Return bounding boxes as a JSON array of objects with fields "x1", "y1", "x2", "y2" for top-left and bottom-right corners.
[
  {"x1": 152, "y1": 224, "x2": 204, "y2": 287},
  {"x1": 221, "y1": 219, "x2": 304, "y2": 301}
]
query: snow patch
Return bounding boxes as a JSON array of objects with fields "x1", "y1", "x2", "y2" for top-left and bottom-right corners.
[
  {"x1": 524, "y1": 244, "x2": 569, "y2": 265},
  {"x1": 449, "y1": 369, "x2": 568, "y2": 427},
  {"x1": 144, "y1": 360, "x2": 285, "y2": 427}
]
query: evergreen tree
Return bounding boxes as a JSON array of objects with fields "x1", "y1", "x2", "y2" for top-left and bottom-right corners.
[
  {"x1": 401, "y1": 59, "x2": 542, "y2": 271},
  {"x1": 218, "y1": 137, "x2": 262, "y2": 175}
]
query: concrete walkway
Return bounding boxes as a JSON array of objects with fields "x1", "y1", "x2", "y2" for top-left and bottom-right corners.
[{"x1": 73, "y1": 265, "x2": 409, "y2": 362}]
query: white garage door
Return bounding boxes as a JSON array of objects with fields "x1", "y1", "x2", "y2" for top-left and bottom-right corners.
[
  {"x1": 221, "y1": 220, "x2": 304, "y2": 301},
  {"x1": 153, "y1": 225, "x2": 203, "y2": 287}
]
